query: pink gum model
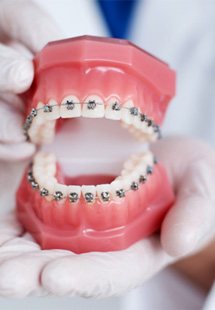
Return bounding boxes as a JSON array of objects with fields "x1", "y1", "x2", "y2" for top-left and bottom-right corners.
[{"x1": 17, "y1": 36, "x2": 176, "y2": 253}]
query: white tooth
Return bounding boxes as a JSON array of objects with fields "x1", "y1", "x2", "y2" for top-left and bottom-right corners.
[
  {"x1": 82, "y1": 185, "x2": 96, "y2": 203},
  {"x1": 130, "y1": 170, "x2": 140, "y2": 183},
  {"x1": 82, "y1": 95, "x2": 104, "y2": 118},
  {"x1": 60, "y1": 95, "x2": 81, "y2": 118},
  {"x1": 142, "y1": 151, "x2": 154, "y2": 166},
  {"x1": 33, "y1": 168, "x2": 44, "y2": 183},
  {"x1": 123, "y1": 154, "x2": 139, "y2": 171},
  {"x1": 37, "y1": 175, "x2": 51, "y2": 188},
  {"x1": 133, "y1": 110, "x2": 141, "y2": 129},
  {"x1": 43, "y1": 99, "x2": 60, "y2": 120},
  {"x1": 54, "y1": 183, "x2": 68, "y2": 199},
  {"x1": 43, "y1": 177, "x2": 57, "y2": 192},
  {"x1": 43, "y1": 177, "x2": 57, "y2": 201},
  {"x1": 141, "y1": 120, "x2": 149, "y2": 133},
  {"x1": 121, "y1": 100, "x2": 133, "y2": 125},
  {"x1": 123, "y1": 159, "x2": 135, "y2": 171},
  {"x1": 105, "y1": 98, "x2": 121, "y2": 120},
  {"x1": 45, "y1": 163, "x2": 56, "y2": 177},
  {"x1": 110, "y1": 180, "x2": 125, "y2": 199},
  {"x1": 146, "y1": 124, "x2": 154, "y2": 136},
  {"x1": 43, "y1": 153, "x2": 56, "y2": 163},
  {"x1": 38, "y1": 120, "x2": 56, "y2": 144},
  {"x1": 122, "y1": 177, "x2": 131, "y2": 191},
  {"x1": 68, "y1": 185, "x2": 81, "y2": 202},
  {"x1": 121, "y1": 169, "x2": 130, "y2": 177},
  {"x1": 96, "y1": 184, "x2": 111, "y2": 202},
  {"x1": 34, "y1": 151, "x2": 47, "y2": 164},
  {"x1": 136, "y1": 161, "x2": 148, "y2": 175},
  {"x1": 35, "y1": 102, "x2": 45, "y2": 125},
  {"x1": 28, "y1": 121, "x2": 43, "y2": 144}
]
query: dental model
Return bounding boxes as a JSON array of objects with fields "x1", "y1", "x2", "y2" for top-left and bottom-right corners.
[{"x1": 16, "y1": 36, "x2": 176, "y2": 253}]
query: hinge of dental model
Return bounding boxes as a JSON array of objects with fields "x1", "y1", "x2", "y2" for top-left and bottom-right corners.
[
  {"x1": 23, "y1": 101, "x2": 161, "y2": 142},
  {"x1": 27, "y1": 157, "x2": 157, "y2": 204}
]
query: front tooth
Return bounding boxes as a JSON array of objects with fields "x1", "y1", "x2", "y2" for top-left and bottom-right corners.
[
  {"x1": 121, "y1": 100, "x2": 133, "y2": 125},
  {"x1": 105, "y1": 98, "x2": 121, "y2": 120},
  {"x1": 60, "y1": 95, "x2": 81, "y2": 118},
  {"x1": 53, "y1": 184, "x2": 68, "y2": 201},
  {"x1": 43, "y1": 99, "x2": 60, "y2": 120},
  {"x1": 110, "y1": 180, "x2": 125, "y2": 199},
  {"x1": 82, "y1": 185, "x2": 96, "y2": 203},
  {"x1": 82, "y1": 95, "x2": 105, "y2": 118},
  {"x1": 68, "y1": 185, "x2": 81, "y2": 203},
  {"x1": 96, "y1": 184, "x2": 111, "y2": 203}
]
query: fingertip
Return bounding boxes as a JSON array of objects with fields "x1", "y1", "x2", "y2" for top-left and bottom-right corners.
[
  {"x1": 11, "y1": 59, "x2": 34, "y2": 93},
  {"x1": 0, "y1": 142, "x2": 35, "y2": 161},
  {"x1": 161, "y1": 222, "x2": 200, "y2": 257},
  {"x1": 42, "y1": 257, "x2": 74, "y2": 296},
  {"x1": 0, "y1": 260, "x2": 30, "y2": 297},
  {"x1": 160, "y1": 197, "x2": 213, "y2": 257}
]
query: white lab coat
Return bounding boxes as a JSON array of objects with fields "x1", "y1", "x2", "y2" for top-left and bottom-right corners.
[{"x1": 1, "y1": 1, "x2": 214, "y2": 309}]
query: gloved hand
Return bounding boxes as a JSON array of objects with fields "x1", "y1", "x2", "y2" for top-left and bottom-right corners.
[
  {"x1": 0, "y1": 137, "x2": 214, "y2": 298},
  {"x1": 0, "y1": 0, "x2": 61, "y2": 161}
]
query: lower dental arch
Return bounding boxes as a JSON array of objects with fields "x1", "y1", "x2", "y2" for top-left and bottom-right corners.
[{"x1": 27, "y1": 151, "x2": 157, "y2": 204}]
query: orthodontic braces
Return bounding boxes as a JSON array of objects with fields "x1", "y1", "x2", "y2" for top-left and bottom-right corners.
[
  {"x1": 27, "y1": 157, "x2": 157, "y2": 204},
  {"x1": 23, "y1": 100, "x2": 161, "y2": 141}
]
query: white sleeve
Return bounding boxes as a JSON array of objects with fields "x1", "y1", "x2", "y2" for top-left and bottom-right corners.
[
  {"x1": 203, "y1": 282, "x2": 215, "y2": 310},
  {"x1": 131, "y1": 0, "x2": 215, "y2": 145}
]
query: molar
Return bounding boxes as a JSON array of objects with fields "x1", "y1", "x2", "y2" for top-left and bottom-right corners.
[
  {"x1": 105, "y1": 97, "x2": 121, "y2": 120},
  {"x1": 82, "y1": 95, "x2": 105, "y2": 118},
  {"x1": 60, "y1": 95, "x2": 81, "y2": 118}
]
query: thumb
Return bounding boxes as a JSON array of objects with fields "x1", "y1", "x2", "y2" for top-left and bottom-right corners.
[
  {"x1": 161, "y1": 156, "x2": 215, "y2": 257},
  {"x1": 0, "y1": 43, "x2": 33, "y2": 93}
]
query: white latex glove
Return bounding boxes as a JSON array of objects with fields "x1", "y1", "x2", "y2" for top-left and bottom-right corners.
[
  {"x1": 0, "y1": 0, "x2": 62, "y2": 161},
  {"x1": 0, "y1": 137, "x2": 214, "y2": 298}
]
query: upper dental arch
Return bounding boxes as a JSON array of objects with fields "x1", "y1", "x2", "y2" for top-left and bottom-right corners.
[{"x1": 23, "y1": 99, "x2": 161, "y2": 142}]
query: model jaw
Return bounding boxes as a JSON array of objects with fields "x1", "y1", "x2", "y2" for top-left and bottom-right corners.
[{"x1": 16, "y1": 36, "x2": 176, "y2": 253}]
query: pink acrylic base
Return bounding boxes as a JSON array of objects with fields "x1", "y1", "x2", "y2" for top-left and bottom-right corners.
[{"x1": 17, "y1": 184, "x2": 173, "y2": 253}]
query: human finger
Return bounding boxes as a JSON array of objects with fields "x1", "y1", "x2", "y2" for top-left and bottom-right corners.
[{"x1": 0, "y1": 0, "x2": 62, "y2": 53}]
